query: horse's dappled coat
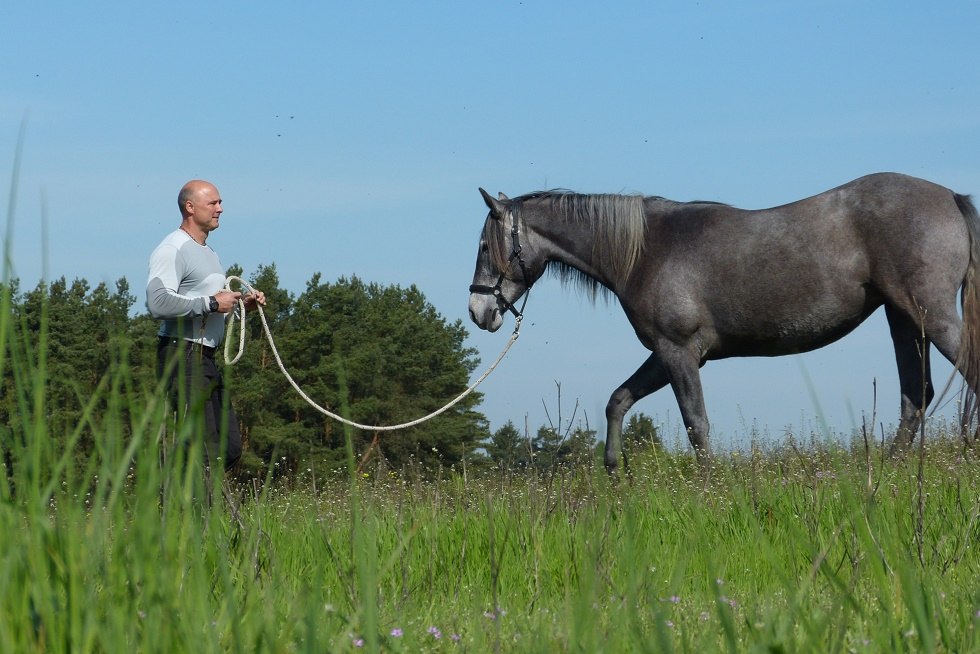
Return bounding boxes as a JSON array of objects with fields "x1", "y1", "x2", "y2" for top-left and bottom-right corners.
[{"x1": 469, "y1": 173, "x2": 980, "y2": 471}]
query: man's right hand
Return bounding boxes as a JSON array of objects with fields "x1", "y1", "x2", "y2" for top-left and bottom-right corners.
[{"x1": 213, "y1": 290, "x2": 242, "y2": 313}]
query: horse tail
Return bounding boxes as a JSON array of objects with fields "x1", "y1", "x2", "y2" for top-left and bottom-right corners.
[{"x1": 955, "y1": 192, "x2": 980, "y2": 427}]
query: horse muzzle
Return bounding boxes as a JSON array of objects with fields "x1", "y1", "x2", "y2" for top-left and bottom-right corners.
[{"x1": 468, "y1": 290, "x2": 504, "y2": 332}]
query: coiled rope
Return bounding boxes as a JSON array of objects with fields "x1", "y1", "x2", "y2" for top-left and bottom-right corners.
[{"x1": 220, "y1": 275, "x2": 521, "y2": 431}]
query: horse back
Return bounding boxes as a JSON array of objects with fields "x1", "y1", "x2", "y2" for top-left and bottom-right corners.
[{"x1": 626, "y1": 173, "x2": 971, "y2": 357}]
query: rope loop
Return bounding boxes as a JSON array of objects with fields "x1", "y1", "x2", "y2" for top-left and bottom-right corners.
[{"x1": 220, "y1": 275, "x2": 520, "y2": 431}]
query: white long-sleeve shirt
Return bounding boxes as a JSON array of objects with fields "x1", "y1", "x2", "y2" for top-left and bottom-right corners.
[{"x1": 146, "y1": 229, "x2": 227, "y2": 348}]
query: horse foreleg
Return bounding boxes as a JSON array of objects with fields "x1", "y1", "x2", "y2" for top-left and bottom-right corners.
[
  {"x1": 604, "y1": 353, "x2": 669, "y2": 475},
  {"x1": 659, "y1": 345, "x2": 711, "y2": 464}
]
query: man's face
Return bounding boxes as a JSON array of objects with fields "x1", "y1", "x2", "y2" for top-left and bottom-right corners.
[{"x1": 186, "y1": 184, "x2": 223, "y2": 233}]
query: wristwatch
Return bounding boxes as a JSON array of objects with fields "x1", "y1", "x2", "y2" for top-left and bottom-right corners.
[{"x1": 208, "y1": 296, "x2": 219, "y2": 312}]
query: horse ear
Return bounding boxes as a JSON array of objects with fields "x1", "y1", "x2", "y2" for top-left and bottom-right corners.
[
  {"x1": 498, "y1": 192, "x2": 509, "y2": 201},
  {"x1": 479, "y1": 187, "x2": 507, "y2": 220}
]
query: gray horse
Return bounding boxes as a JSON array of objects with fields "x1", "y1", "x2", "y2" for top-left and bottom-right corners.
[{"x1": 468, "y1": 173, "x2": 980, "y2": 471}]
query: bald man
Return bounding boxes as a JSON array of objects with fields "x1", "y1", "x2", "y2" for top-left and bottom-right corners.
[{"x1": 147, "y1": 180, "x2": 265, "y2": 471}]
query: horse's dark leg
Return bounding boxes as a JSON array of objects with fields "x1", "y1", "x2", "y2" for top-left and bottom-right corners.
[
  {"x1": 916, "y1": 307, "x2": 977, "y2": 439},
  {"x1": 885, "y1": 305, "x2": 934, "y2": 453},
  {"x1": 658, "y1": 344, "x2": 711, "y2": 464},
  {"x1": 604, "y1": 353, "x2": 669, "y2": 475}
]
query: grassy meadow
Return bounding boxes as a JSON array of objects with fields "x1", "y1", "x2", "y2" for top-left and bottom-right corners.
[
  {"x1": 2, "y1": 177, "x2": 979, "y2": 651},
  {"x1": 3, "y1": 319, "x2": 980, "y2": 654}
]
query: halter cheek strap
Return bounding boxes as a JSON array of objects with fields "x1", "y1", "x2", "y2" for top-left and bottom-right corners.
[{"x1": 469, "y1": 217, "x2": 532, "y2": 319}]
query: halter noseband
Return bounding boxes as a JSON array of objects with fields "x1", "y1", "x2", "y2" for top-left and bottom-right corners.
[{"x1": 469, "y1": 214, "x2": 532, "y2": 320}]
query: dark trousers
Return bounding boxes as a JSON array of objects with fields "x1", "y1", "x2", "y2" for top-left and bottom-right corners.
[{"x1": 157, "y1": 337, "x2": 242, "y2": 471}]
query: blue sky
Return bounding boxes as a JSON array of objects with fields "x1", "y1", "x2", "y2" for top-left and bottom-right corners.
[{"x1": 3, "y1": 2, "x2": 980, "y2": 449}]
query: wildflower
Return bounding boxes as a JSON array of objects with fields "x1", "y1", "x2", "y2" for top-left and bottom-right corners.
[
  {"x1": 450, "y1": 633, "x2": 462, "y2": 642},
  {"x1": 390, "y1": 628, "x2": 403, "y2": 637},
  {"x1": 353, "y1": 638, "x2": 364, "y2": 648},
  {"x1": 428, "y1": 626, "x2": 442, "y2": 639},
  {"x1": 669, "y1": 595, "x2": 680, "y2": 603}
]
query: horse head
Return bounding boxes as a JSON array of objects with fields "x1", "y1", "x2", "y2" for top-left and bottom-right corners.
[{"x1": 468, "y1": 188, "x2": 535, "y2": 332}]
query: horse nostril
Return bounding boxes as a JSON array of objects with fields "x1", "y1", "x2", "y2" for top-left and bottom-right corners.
[{"x1": 469, "y1": 308, "x2": 477, "y2": 323}]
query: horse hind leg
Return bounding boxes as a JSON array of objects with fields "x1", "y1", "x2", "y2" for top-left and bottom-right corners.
[
  {"x1": 917, "y1": 304, "x2": 980, "y2": 443},
  {"x1": 885, "y1": 305, "x2": 935, "y2": 453}
]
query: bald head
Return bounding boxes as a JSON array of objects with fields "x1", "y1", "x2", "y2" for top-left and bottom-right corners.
[
  {"x1": 178, "y1": 180, "x2": 219, "y2": 218},
  {"x1": 177, "y1": 180, "x2": 224, "y2": 241}
]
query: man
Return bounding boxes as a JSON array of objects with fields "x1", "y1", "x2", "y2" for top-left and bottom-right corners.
[{"x1": 147, "y1": 180, "x2": 266, "y2": 471}]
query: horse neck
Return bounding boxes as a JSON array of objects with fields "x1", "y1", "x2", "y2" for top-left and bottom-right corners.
[{"x1": 522, "y1": 200, "x2": 621, "y2": 291}]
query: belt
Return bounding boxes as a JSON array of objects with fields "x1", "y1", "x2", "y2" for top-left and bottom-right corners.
[{"x1": 158, "y1": 336, "x2": 217, "y2": 358}]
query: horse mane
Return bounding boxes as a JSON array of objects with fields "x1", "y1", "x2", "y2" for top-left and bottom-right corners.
[
  {"x1": 481, "y1": 189, "x2": 726, "y2": 303},
  {"x1": 521, "y1": 190, "x2": 648, "y2": 302}
]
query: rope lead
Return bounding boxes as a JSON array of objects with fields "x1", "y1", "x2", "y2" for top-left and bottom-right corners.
[{"x1": 221, "y1": 275, "x2": 520, "y2": 431}]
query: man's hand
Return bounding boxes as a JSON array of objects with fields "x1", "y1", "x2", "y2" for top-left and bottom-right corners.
[
  {"x1": 213, "y1": 289, "x2": 267, "y2": 313},
  {"x1": 213, "y1": 290, "x2": 242, "y2": 313},
  {"x1": 241, "y1": 289, "x2": 267, "y2": 312}
]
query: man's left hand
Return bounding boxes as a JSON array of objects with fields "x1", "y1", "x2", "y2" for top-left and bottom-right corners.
[{"x1": 242, "y1": 289, "x2": 267, "y2": 312}]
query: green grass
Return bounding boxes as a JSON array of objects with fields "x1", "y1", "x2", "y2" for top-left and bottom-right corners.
[
  {"x1": 3, "y1": 357, "x2": 980, "y2": 654},
  {"x1": 3, "y1": 148, "x2": 980, "y2": 651},
  {"x1": 3, "y1": 280, "x2": 980, "y2": 652}
]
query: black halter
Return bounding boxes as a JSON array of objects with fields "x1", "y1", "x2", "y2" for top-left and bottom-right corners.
[{"x1": 469, "y1": 216, "x2": 532, "y2": 320}]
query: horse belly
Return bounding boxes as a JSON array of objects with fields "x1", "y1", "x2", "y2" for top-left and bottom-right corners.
[{"x1": 710, "y1": 293, "x2": 878, "y2": 358}]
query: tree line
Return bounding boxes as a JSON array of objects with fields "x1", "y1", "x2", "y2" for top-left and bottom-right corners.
[{"x1": 0, "y1": 264, "x2": 658, "y2": 479}]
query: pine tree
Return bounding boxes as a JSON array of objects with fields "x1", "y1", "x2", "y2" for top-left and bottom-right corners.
[
  {"x1": 2, "y1": 266, "x2": 491, "y2": 479},
  {"x1": 227, "y1": 270, "x2": 488, "y2": 475},
  {"x1": 622, "y1": 412, "x2": 661, "y2": 453},
  {"x1": 484, "y1": 420, "x2": 531, "y2": 470}
]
